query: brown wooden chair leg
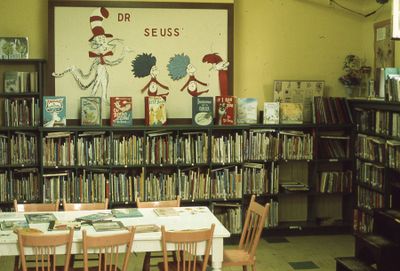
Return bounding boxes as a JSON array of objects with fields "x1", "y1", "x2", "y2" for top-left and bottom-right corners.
[
  {"x1": 142, "y1": 252, "x2": 151, "y2": 271},
  {"x1": 242, "y1": 266, "x2": 248, "y2": 271},
  {"x1": 251, "y1": 264, "x2": 256, "y2": 271},
  {"x1": 14, "y1": 256, "x2": 19, "y2": 271}
]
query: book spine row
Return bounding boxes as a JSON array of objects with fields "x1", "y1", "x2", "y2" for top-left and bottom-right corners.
[
  {"x1": 3, "y1": 71, "x2": 38, "y2": 93},
  {"x1": 145, "y1": 172, "x2": 178, "y2": 201},
  {"x1": 317, "y1": 170, "x2": 352, "y2": 193},
  {"x1": 211, "y1": 133, "x2": 243, "y2": 163},
  {"x1": 354, "y1": 109, "x2": 390, "y2": 136},
  {"x1": 356, "y1": 161, "x2": 384, "y2": 190},
  {"x1": 353, "y1": 209, "x2": 374, "y2": 233},
  {"x1": 178, "y1": 169, "x2": 210, "y2": 201},
  {"x1": 4, "y1": 98, "x2": 40, "y2": 127},
  {"x1": 357, "y1": 186, "x2": 384, "y2": 209},
  {"x1": 355, "y1": 134, "x2": 385, "y2": 163},
  {"x1": 265, "y1": 199, "x2": 279, "y2": 228},
  {"x1": 281, "y1": 133, "x2": 313, "y2": 160},
  {"x1": 0, "y1": 136, "x2": 8, "y2": 165},
  {"x1": 178, "y1": 133, "x2": 208, "y2": 164},
  {"x1": 109, "y1": 172, "x2": 139, "y2": 203},
  {"x1": 314, "y1": 96, "x2": 352, "y2": 124},
  {"x1": 244, "y1": 131, "x2": 280, "y2": 161},
  {"x1": 112, "y1": 135, "x2": 144, "y2": 166},
  {"x1": 210, "y1": 166, "x2": 242, "y2": 200},
  {"x1": 10, "y1": 133, "x2": 37, "y2": 165},
  {"x1": 319, "y1": 138, "x2": 349, "y2": 159},
  {"x1": 42, "y1": 136, "x2": 75, "y2": 166},
  {"x1": 387, "y1": 140, "x2": 400, "y2": 169},
  {"x1": 0, "y1": 170, "x2": 40, "y2": 202},
  {"x1": 145, "y1": 134, "x2": 177, "y2": 165},
  {"x1": 243, "y1": 163, "x2": 279, "y2": 195},
  {"x1": 212, "y1": 203, "x2": 242, "y2": 234},
  {"x1": 77, "y1": 135, "x2": 111, "y2": 166}
]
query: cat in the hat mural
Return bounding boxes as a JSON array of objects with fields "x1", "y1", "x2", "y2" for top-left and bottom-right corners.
[{"x1": 52, "y1": 7, "x2": 132, "y2": 103}]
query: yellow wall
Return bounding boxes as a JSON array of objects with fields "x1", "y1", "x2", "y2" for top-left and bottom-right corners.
[{"x1": 0, "y1": 0, "x2": 392, "y2": 105}]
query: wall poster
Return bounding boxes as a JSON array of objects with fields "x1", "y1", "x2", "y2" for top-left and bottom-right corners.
[{"x1": 48, "y1": 0, "x2": 233, "y2": 121}]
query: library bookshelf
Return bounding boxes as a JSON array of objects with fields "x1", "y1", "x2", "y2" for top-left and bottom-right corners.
[{"x1": 349, "y1": 99, "x2": 400, "y2": 234}]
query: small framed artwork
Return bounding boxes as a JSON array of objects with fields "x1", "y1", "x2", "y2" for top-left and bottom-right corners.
[
  {"x1": 0, "y1": 37, "x2": 28, "y2": 59},
  {"x1": 392, "y1": 0, "x2": 400, "y2": 39},
  {"x1": 374, "y1": 19, "x2": 394, "y2": 69}
]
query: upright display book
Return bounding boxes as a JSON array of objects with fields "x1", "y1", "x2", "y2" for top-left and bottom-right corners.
[
  {"x1": 0, "y1": 37, "x2": 28, "y2": 59},
  {"x1": 81, "y1": 97, "x2": 102, "y2": 126},
  {"x1": 3, "y1": 71, "x2": 18, "y2": 92},
  {"x1": 237, "y1": 98, "x2": 258, "y2": 124},
  {"x1": 110, "y1": 97, "x2": 132, "y2": 126},
  {"x1": 43, "y1": 96, "x2": 67, "y2": 127},
  {"x1": 263, "y1": 102, "x2": 280, "y2": 124},
  {"x1": 215, "y1": 96, "x2": 236, "y2": 125},
  {"x1": 92, "y1": 220, "x2": 126, "y2": 232},
  {"x1": 280, "y1": 102, "x2": 303, "y2": 124},
  {"x1": 145, "y1": 96, "x2": 167, "y2": 126},
  {"x1": 153, "y1": 208, "x2": 180, "y2": 217},
  {"x1": 192, "y1": 97, "x2": 213, "y2": 126},
  {"x1": 111, "y1": 208, "x2": 143, "y2": 218},
  {"x1": 25, "y1": 213, "x2": 57, "y2": 224}
]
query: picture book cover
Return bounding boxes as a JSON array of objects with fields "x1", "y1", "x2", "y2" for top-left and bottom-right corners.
[
  {"x1": 25, "y1": 213, "x2": 57, "y2": 224},
  {"x1": 3, "y1": 71, "x2": 19, "y2": 93},
  {"x1": 135, "y1": 224, "x2": 160, "y2": 233},
  {"x1": 280, "y1": 102, "x2": 303, "y2": 124},
  {"x1": 0, "y1": 220, "x2": 28, "y2": 231},
  {"x1": 145, "y1": 96, "x2": 167, "y2": 126},
  {"x1": 153, "y1": 208, "x2": 180, "y2": 217},
  {"x1": 0, "y1": 37, "x2": 28, "y2": 59},
  {"x1": 263, "y1": 102, "x2": 280, "y2": 124},
  {"x1": 215, "y1": 96, "x2": 236, "y2": 125},
  {"x1": 76, "y1": 212, "x2": 114, "y2": 223},
  {"x1": 92, "y1": 220, "x2": 126, "y2": 232},
  {"x1": 112, "y1": 208, "x2": 143, "y2": 218},
  {"x1": 81, "y1": 96, "x2": 102, "y2": 126},
  {"x1": 236, "y1": 98, "x2": 258, "y2": 124},
  {"x1": 43, "y1": 96, "x2": 67, "y2": 127},
  {"x1": 110, "y1": 97, "x2": 132, "y2": 126},
  {"x1": 192, "y1": 96, "x2": 213, "y2": 126}
]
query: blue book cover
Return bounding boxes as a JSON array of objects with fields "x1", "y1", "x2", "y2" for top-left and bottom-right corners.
[{"x1": 43, "y1": 96, "x2": 66, "y2": 127}]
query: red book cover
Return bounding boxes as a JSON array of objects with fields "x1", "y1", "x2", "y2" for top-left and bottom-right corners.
[
  {"x1": 144, "y1": 96, "x2": 167, "y2": 126},
  {"x1": 110, "y1": 97, "x2": 132, "y2": 126},
  {"x1": 215, "y1": 96, "x2": 236, "y2": 125}
]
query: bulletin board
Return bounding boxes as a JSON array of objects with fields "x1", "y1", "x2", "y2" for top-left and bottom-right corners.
[{"x1": 48, "y1": 0, "x2": 233, "y2": 120}]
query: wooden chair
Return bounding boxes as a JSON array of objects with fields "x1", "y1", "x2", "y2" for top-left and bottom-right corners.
[
  {"x1": 158, "y1": 224, "x2": 215, "y2": 271},
  {"x1": 222, "y1": 195, "x2": 269, "y2": 271},
  {"x1": 136, "y1": 196, "x2": 180, "y2": 271},
  {"x1": 13, "y1": 199, "x2": 60, "y2": 212},
  {"x1": 62, "y1": 198, "x2": 109, "y2": 211},
  {"x1": 62, "y1": 198, "x2": 109, "y2": 269},
  {"x1": 82, "y1": 227, "x2": 135, "y2": 271},
  {"x1": 13, "y1": 199, "x2": 60, "y2": 271},
  {"x1": 17, "y1": 228, "x2": 74, "y2": 271}
]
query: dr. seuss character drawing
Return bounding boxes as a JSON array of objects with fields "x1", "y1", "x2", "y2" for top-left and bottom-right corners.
[
  {"x1": 203, "y1": 53, "x2": 229, "y2": 96},
  {"x1": 131, "y1": 53, "x2": 169, "y2": 97},
  {"x1": 52, "y1": 7, "x2": 132, "y2": 103},
  {"x1": 167, "y1": 53, "x2": 209, "y2": 97}
]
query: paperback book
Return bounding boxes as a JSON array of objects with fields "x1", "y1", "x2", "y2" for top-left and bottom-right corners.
[
  {"x1": 92, "y1": 220, "x2": 126, "y2": 232},
  {"x1": 135, "y1": 224, "x2": 160, "y2": 233},
  {"x1": 263, "y1": 102, "x2": 280, "y2": 124},
  {"x1": 3, "y1": 71, "x2": 18, "y2": 93},
  {"x1": 237, "y1": 98, "x2": 258, "y2": 124},
  {"x1": 0, "y1": 220, "x2": 28, "y2": 231},
  {"x1": 153, "y1": 208, "x2": 180, "y2": 217},
  {"x1": 75, "y1": 212, "x2": 114, "y2": 223},
  {"x1": 25, "y1": 213, "x2": 57, "y2": 224},
  {"x1": 81, "y1": 97, "x2": 102, "y2": 126},
  {"x1": 192, "y1": 96, "x2": 213, "y2": 126},
  {"x1": 43, "y1": 96, "x2": 66, "y2": 127},
  {"x1": 215, "y1": 96, "x2": 236, "y2": 125},
  {"x1": 280, "y1": 102, "x2": 303, "y2": 124},
  {"x1": 111, "y1": 208, "x2": 143, "y2": 218},
  {"x1": 145, "y1": 96, "x2": 167, "y2": 126},
  {"x1": 110, "y1": 97, "x2": 132, "y2": 126}
]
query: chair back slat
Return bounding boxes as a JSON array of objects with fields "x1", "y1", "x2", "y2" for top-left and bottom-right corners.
[
  {"x1": 14, "y1": 199, "x2": 60, "y2": 212},
  {"x1": 161, "y1": 224, "x2": 214, "y2": 271},
  {"x1": 82, "y1": 227, "x2": 135, "y2": 271},
  {"x1": 136, "y1": 196, "x2": 180, "y2": 208},
  {"x1": 63, "y1": 198, "x2": 108, "y2": 211},
  {"x1": 238, "y1": 195, "x2": 269, "y2": 258},
  {"x1": 17, "y1": 228, "x2": 73, "y2": 271}
]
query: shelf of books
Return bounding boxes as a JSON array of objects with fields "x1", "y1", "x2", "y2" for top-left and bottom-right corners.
[
  {"x1": 0, "y1": 59, "x2": 45, "y2": 205},
  {"x1": 349, "y1": 99, "x2": 400, "y2": 234}
]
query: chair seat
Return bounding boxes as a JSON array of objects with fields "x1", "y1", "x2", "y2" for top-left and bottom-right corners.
[
  {"x1": 222, "y1": 248, "x2": 254, "y2": 266},
  {"x1": 72, "y1": 266, "x2": 121, "y2": 271},
  {"x1": 157, "y1": 261, "x2": 205, "y2": 271}
]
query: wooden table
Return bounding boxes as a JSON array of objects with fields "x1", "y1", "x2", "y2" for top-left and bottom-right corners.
[{"x1": 0, "y1": 206, "x2": 230, "y2": 271}]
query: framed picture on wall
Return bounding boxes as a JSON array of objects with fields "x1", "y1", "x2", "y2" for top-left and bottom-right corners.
[
  {"x1": 374, "y1": 19, "x2": 395, "y2": 69},
  {"x1": 48, "y1": 1, "x2": 233, "y2": 122}
]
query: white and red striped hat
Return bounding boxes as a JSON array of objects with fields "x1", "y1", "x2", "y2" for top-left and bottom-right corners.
[{"x1": 88, "y1": 7, "x2": 113, "y2": 42}]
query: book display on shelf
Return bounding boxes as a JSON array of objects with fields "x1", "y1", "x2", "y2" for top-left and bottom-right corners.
[
  {"x1": 43, "y1": 96, "x2": 66, "y2": 127},
  {"x1": 144, "y1": 96, "x2": 167, "y2": 126},
  {"x1": 110, "y1": 97, "x2": 132, "y2": 126},
  {"x1": 263, "y1": 102, "x2": 279, "y2": 124},
  {"x1": 192, "y1": 96, "x2": 213, "y2": 126},
  {"x1": 279, "y1": 103, "x2": 303, "y2": 124},
  {"x1": 211, "y1": 202, "x2": 242, "y2": 234},
  {"x1": 236, "y1": 98, "x2": 258, "y2": 124},
  {"x1": 215, "y1": 96, "x2": 236, "y2": 125},
  {"x1": 313, "y1": 96, "x2": 353, "y2": 124},
  {"x1": 81, "y1": 97, "x2": 102, "y2": 126},
  {"x1": 3, "y1": 71, "x2": 38, "y2": 93},
  {"x1": 0, "y1": 37, "x2": 28, "y2": 59}
]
